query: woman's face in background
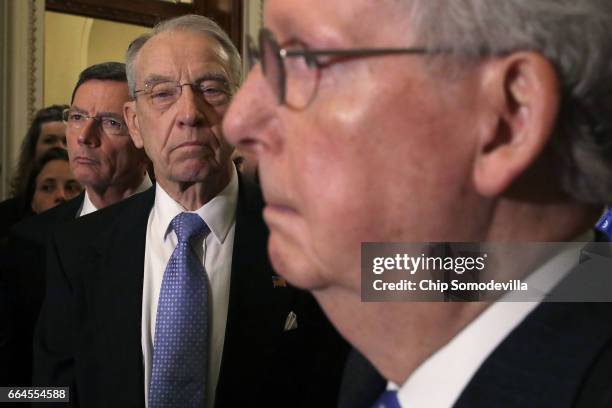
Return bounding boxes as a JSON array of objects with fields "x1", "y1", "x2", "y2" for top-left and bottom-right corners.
[
  {"x1": 31, "y1": 159, "x2": 82, "y2": 214},
  {"x1": 34, "y1": 121, "x2": 67, "y2": 159}
]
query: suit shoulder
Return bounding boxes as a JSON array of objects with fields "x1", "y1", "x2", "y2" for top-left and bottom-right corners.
[
  {"x1": 53, "y1": 187, "x2": 154, "y2": 244},
  {"x1": 11, "y1": 195, "x2": 83, "y2": 244}
]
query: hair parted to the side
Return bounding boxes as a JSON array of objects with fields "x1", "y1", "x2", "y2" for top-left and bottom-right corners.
[
  {"x1": 406, "y1": 0, "x2": 612, "y2": 204},
  {"x1": 71, "y1": 62, "x2": 127, "y2": 103},
  {"x1": 125, "y1": 14, "x2": 242, "y2": 99}
]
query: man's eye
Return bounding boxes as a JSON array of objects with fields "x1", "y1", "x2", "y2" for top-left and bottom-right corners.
[
  {"x1": 69, "y1": 113, "x2": 84, "y2": 122},
  {"x1": 102, "y1": 118, "x2": 124, "y2": 131},
  {"x1": 202, "y1": 87, "x2": 224, "y2": 95},
  {"x1": 199, "y1": 84, "x2": 230, "y2": 105},
  {"x1": 151, "y1": 88, "x2": 177, "y2": 100}
]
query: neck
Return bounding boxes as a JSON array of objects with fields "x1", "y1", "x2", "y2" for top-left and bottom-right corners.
[
  {"x1": 158, "y1": 166, "x2": 233, "y2": 211},
  {"x1": 86, "y1": 172, "x2": 146, "y2": 209},
  {"x1": 313, "y1": 198, "x2": 601, "y2": 385},
  {"x1": 314, "y1": 287, "x2": 488, "y2": 385},
  {"x1": 482, "y1": 197, "x2": 601, "y2": 241}
]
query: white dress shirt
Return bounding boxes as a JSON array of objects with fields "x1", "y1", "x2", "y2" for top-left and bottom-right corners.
[
  {"x1": 77, "y1": 176, "x2": 152, "y2": 217},
  {"x1": 142, "y1": 167, "x2": 238, "y2": 408},
  {"x1": 392, "y1": 232, "x2": 593, "y2": 408}
]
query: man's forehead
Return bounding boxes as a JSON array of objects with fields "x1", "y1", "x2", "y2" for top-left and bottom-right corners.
[
  {"x1": 136, "y1": 30, "x2": 230, "y2": 79},
  {"x1": 72, "y1": 80, "x2": 129, "y2": 111},
  {"x1": 265, "y1": 0, "x2": 409, "y2": 45},
  {"x1": 74, "y1": 79, "x2": 128, "y2": 96}
]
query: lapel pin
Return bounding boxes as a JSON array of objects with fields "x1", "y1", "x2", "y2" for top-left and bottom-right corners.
[
  {"x1": 284, "y1": 311, "x2": 298, "y2": 331},
  {"x1": 272, "y1": 275, "x2": 287, "y2": 288}
]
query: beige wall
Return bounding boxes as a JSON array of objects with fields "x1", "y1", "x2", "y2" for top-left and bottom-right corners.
[
  {"x1": 243, "y1": 0, "x2": 264, "y2": 71},
  {"x1": 44, "y1": 12, "x2": 149, "y2": 106}
]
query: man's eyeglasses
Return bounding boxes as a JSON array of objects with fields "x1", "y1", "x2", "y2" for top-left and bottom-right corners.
[
  {"x1": 62, "y1": 108, "x2": 127, "y2": 136},
  {"x1": 247, "y1": 28, "x2": 446, "y2": 109},
  {"x1": 133, "y1": 79, "x2": 232, "y2": 110}
]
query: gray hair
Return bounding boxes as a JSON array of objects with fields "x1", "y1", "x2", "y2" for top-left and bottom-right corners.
[
  {"x1": 125, "y1": 14, "x2": 242, "y2": 99},
  {"x1": 408, "y1": 0, "x2": 612, "y2": 204}
]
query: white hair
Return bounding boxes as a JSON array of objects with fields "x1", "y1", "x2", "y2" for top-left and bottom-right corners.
[
  {"x1": 407, "y1": 0, "x2": 612, "y2": 204},
  {"x1": 125, "y1": 14, "x2": 242, "y2": 98}
]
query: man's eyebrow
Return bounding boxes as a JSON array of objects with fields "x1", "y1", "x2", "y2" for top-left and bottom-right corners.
[
  {"x1": 143, "y1": 73, "x2": 231, "y2": 86},
  {"x1": 143, "y1": 74, "x2": 174, "y2": 86},
  {"x1": 96, "y1": 112, "x2": 124, "y2": 119},
  {"x1": 195, "y1": 73, "x2": 230, "y2": 83},
  {"x1": 68, "y1": 107, "x2": 123, "y2": 119},
  {"x1": 70, "y1": 106, "x2": 88, "y2": 114}
]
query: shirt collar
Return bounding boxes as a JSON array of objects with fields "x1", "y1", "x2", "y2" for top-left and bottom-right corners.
[
  {"x1": 155, "y1": 166, "x2": 239, "y2": 244},
  {"x1": 392, "y1": 230, "x2": 594, "y2": 408},
  {"x1": 79, "y1": 190, "x2": 98, "y2": 217}
]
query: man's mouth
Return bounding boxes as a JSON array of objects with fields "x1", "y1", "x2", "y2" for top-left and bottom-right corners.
[{"x1": 74, "y1": 156, "x2": 98, "y2": 165}]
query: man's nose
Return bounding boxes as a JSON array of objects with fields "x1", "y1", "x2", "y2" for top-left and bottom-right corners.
[
  {"x1": 223, "y1": 65, "x2": 278, "y2": 155},
  {"x1": 77, "y1": 119, "x2": 101, "y2": 147},
  {"x1": 175, "y1": 85, "x2": 209, "y2": 127}
]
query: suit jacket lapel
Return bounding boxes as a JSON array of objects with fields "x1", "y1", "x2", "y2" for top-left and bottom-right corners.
[
  {"x1": 337, "y1": 349, "x2": 387, "y2": 408},
  {"x1": 57, "y1": 192, "x2": 85, "y2": 220},
  {"x1": 456, "y1": 246, "x2": 612, "y2": 407},
  {"x1": 90, "y1": 187, "x2": 155, "y2": 403},
  {"x1": 215, "y1": 176, "x2": 297, "y2": 403}
]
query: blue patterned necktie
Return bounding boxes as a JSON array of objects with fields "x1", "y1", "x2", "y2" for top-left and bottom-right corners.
[
  {"x1": 372, "y1": 390, "x2": 402, "y2": 408},
  {"x1": 149, "y1": 212, "x2": 210, "y2": 408}
]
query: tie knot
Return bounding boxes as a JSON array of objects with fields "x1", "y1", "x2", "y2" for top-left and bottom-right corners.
[
  {"x1": 170, "y1": 212, "x2": 209, "y2": 243},
  {"x1": 372, "y1": 390, "x2": 401, "y2": 408}
]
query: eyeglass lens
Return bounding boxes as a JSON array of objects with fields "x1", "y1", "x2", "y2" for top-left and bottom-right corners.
[
  {"x1": 254, "y1": 29, "x2": 319, "y2": 109},
  {"x1": 63, "y1": 110, "x2": 125, "y2": 135},
  {"x1": 146, "y1": 81, "x2": 230, "y2": 110}
]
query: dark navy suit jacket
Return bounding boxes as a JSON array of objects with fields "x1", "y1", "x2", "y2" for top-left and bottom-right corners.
[
  {"x1": 0, "y1": 193, "x2": 84, "y2": 386},
  {"x1": 33, "y1": 180, "x2": 349, "y2": 407},
  {"x1": 338, "y1": 242, "x2": 612, "y2": 408}
]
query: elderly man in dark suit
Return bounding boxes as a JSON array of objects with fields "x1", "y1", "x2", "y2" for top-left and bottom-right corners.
[
  {"x1": 33, "y1": 14, "x2": 347, "y2": 408},
  {"x1": 1, "y1": 62, "x2": 151, "y2": 386},
  {"x1": 224, "y1": 0, "x2": 612, "y2": 407}
]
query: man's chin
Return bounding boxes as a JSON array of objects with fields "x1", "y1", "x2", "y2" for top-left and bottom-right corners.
[
  {"x1": 74, "y1": 171, "x2": 103, "y2": 189},
  {"x1": 267, "y1": 236, "x2": 328, "y2": 291}
]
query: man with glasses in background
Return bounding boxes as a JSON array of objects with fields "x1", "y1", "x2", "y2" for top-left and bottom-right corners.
[
  {"x1": 33, "y1": 14, "x2": 347, "y2": 408},
  {"x1": 225, "y1": 0, "x2": 612, "y2": 407},
  {"x1": 1, "y1": 62, "x2": 151, "y2": 387}
]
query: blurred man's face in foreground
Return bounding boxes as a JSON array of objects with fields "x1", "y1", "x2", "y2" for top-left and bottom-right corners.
[{"x1": 224, "y1": 0, "x2": 489, "y2": 292}]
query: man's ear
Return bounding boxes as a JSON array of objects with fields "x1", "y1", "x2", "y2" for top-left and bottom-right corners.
[
  {"x1": 124, "y1": 100, "x2": 144, "y2": 149},
  {"x1": 473, "y1": 52, "x2": 560, "y2": 197}
]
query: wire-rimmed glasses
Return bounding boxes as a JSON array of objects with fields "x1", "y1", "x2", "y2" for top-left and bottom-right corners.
[
  {"x1": 62, "y1": 108, "x2": 127, "y2": 136},
  {"x1": 133, "y1": 79, "x2": 232, "y2": 110},
  {"x1": 247, "y1": 28, "x2": 444, "y2": 109}
]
